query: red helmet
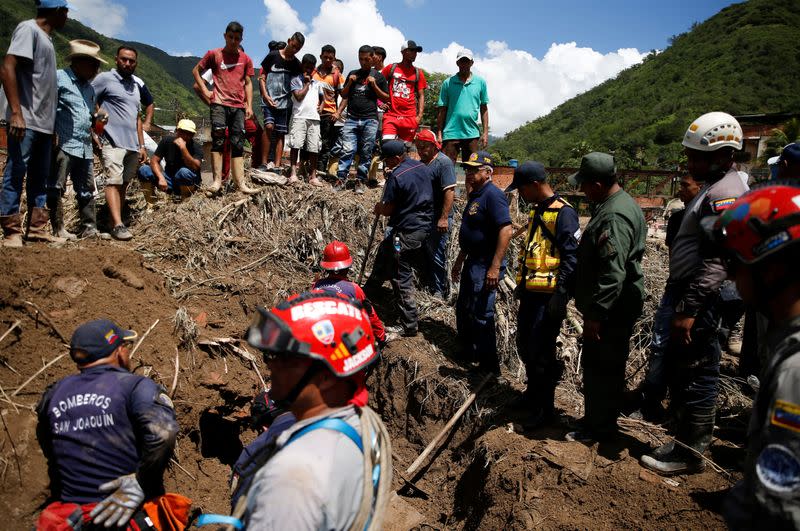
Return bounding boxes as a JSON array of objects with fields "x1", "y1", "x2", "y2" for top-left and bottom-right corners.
[
  {"x1": 246, "y1": 291, "x2": 378, "y2": 377},
  {"x1": 320, "y1": 241, "x2": 353, "y2": 271},
  {"x1": 716, "y1": 183, "x2": 800, "y2": 264}
]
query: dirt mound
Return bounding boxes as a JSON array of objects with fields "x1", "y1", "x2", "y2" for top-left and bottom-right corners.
[{"x1": 0, "y1": 183, "x2": 746, "y2": 530}]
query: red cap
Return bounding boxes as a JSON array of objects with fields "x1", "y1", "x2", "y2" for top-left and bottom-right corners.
[
  {"x1": 414, "y1": 129, "x2": 440, "y2": 149},
  {"x1": 320, "y1": 241, "x2": 353, "y2": 271}
]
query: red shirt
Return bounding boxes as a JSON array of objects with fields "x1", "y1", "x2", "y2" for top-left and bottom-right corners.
[
  {"x1": 381, "y1": 63, "x2": 427, "y2": 117},
  {"x1": 197, "y1": 48, "x2": 254, "y2": 108}
]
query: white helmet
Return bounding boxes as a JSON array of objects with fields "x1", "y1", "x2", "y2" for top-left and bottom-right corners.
[{"x1": 682, "y1": 112, "x2": 743, "y2": 152}]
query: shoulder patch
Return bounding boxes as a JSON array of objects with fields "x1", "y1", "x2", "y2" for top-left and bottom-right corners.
[
  {"x1": 756, "y1": 444, "x2": 800, "y2": 493},
  {"x1": 711, "y1": 197, "x2": 737, "y2": 213},
  {"x1": 158, "y1": 392, "x2": 174, "y2": 409},
  {"x1": 771, "y1": 399, "x2": 800, "y2": 433}
]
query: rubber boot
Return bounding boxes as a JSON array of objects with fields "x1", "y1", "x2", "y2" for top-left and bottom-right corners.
[
  {"x1": 640, "y1": 409, "x2": 712, "y2": 475},
  {"x1": 76, "y1": 196, "x2": 100, "y2": 238},
  {"x1": 206, "y1": 152, "x2": 223, "y2": 196},
  {"x1": 231, "y1": 157, "x2": 258, "y2": 194},
  {"x1": 140, "y1": 181, "x2": 158, "y2": 206},
  {"x1": 0, "y1": 213, "x2": 24, "y2": 248},
  {"x1": 327, "y1": 157, "x2": 339, "y2": 177},
  {"x1": 178, "y1": 185, "x2": 196, "y2": 201},
  {"x1": 25, "y1": 207, "x2": 66, "y2": 244},
  {"x1": 47, "y1": 195, "x2": 76, "y2": 240}
]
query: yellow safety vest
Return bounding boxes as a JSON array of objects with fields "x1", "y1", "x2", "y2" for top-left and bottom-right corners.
[{"x1": 516, "y1": 198, "x2": 570, "y2": 293}]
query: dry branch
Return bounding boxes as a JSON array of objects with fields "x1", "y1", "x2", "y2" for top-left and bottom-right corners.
[
  {"x1": 23, "y1": 301, "x2": 69, "y2": 345},
  {"x1": 129, "y1": 319, "x2": 160, "y2": 359},
  {"x1": 12, "y1": 353, "x2": 67, "y2": 397}
]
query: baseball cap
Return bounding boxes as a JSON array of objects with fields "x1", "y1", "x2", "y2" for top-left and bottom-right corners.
[
  {"x1": 381, "y1": 139, "x2": 406, "y2": 159},
  {"x1": 176, "y1": 119, "x2": 197, "y2": 134},
  {"x1": 456, "y1": 49, "x2": 473, "y2": 61},
  {"x1": 70, "y1": 319, "x2": 137, "y2": 363},
  {"x1": 401, "y1": 40, "x2": 423, "y2": 52},
  {"x1": 779, "y1": 142, "x2": 800, "y2": 165},
  {"x1": 568, "y1": 152, "x2": 616, "y2": 186},
  {"x1": 505, "y1": 161, "x2": 546, "y2": 192},
  {"x1": 462, "y1": 151, "x2": 494, "y2": 168},
  {"x1": 37, "y1": 0, "x2": 72, "y2": 8},
  {"x1": 414, "y1": 129, "x2": 440, "y2": 149}
]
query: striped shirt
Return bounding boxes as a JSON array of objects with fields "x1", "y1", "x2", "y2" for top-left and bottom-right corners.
[{"x1": 55, "y1": 68, "x2": 95, "y2": 159}]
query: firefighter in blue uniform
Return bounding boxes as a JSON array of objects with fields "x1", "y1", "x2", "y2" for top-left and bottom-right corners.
[
  {"x1": 35, "y1": 319, "x2": 179, "y2": 529},
  {"x1": 505, "y1": 161, "x2": 579, "y2": 427},
  {"x1": 452, "y1": 151, "x2": 513, "y2": 375}
]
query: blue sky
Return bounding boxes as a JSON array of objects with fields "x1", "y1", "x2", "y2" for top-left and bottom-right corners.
[
  {"x1": 69, "y1": 0, "x2": 739, "y2": 134},
  {"x1": 78, "y1": 0, "x2": 739, "y2": 59}
]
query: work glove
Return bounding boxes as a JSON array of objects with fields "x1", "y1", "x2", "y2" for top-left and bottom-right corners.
[
  {"x1": 90, "y1": 473, "x2": 144, "y2": 528},
  {"x1": 547, "y1": 288, "x2": 569, "y2": 321}
]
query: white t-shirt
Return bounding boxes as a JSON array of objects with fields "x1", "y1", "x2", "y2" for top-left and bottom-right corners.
[
  {"x1": 244, "y1": 406, "x2": 363, "y2": 530},
  {"x1": 290, "y1": 76, "x2": 322, "y2": 121}
]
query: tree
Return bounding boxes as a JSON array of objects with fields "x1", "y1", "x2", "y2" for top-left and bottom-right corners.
[
  {"x1": 421, "y1": 71, "x2": 449, "y2": 132},
  {"x1": 761, "y1": 118, "x2": 800, "y2": 164}
]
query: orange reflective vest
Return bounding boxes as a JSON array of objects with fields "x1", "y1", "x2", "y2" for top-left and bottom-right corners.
[{"x1": 516, "y1": 198, "x2": 571, "y2": 293}]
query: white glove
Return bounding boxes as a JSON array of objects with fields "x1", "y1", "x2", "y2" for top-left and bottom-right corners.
[{"x1": 89, "y1": 473, "x2": 145, "y2": 528}]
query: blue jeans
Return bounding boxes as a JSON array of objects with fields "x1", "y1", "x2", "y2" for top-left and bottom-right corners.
[
  {"x1": 137, "y1": 165, "x2": 199, "y2": 192},
  {"x1": 424, "y1": 222, "x2": 451, "y2": 297},
  {"x1": 1, "y1": 129, "x2": 52, "y2": 215},
  {"x1": 456, "y1": 257, "x2": 505, "y2": 374},
  {"x1": 641, "y1": 287, "x2": 676, "y2": 403},
  {"x1": 336, "y1": 118, "x2": 379, "y2": 182}
]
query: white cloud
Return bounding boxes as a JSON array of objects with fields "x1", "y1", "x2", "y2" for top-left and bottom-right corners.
[
  {"x1": 403, "y1": 0, "x2": 425, "y2": 7},
  {"x1": 169, "y1": 51, "x2": 196, "y2": 57},
  {"x1": 69, "y1": 0, "x2": 127, "y2": 37},
  {"x1": 261, "y1": 0, "x2": 646, "y2": 136}
]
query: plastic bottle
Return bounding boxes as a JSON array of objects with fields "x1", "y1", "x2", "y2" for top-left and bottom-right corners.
[{"x1": 394, "y1": 236, "x2": 401, "y2": 254}]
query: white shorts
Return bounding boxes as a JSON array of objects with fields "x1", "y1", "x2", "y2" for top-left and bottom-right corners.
[
  {"x1": 101, "y1": 143, "x2": 139, "y2": 185},
  {"x1": 287, "y1": 117, "x2": 321, "y2": 153}
]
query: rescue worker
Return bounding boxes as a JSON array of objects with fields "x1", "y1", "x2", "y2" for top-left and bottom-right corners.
[
  {"x1": 641, "y1": 112, "x2": 749, "y2": 474},
  {"x1": 35, "y1": 319, "x2": 180, "y2": 529},
  {"x1": 569, "y1": 152, "x2": 646, "y2": 442},
  {"x1": 233, "y1": 292, "x2": 392, "y2": 530},
  {"x1": 452, "y1": 151, "x2": 513, "y2": 376},
  {"x1": 414, "y1": 129, "x2": 457, "y2": 299},
  {"x1": 505, "y1": 161, "x2": 579, "y2": 427},
  {"x1": 713, "y1": 183, "x2": 800, "y2": 529},
  {"x1": 230, "y1": 390, "x2": 296, "y2": 508},
  {"x1": 313, "y1": 240, "x2": 387, "y2": 345},
  {"x1": 364, "y1": 140, "x2": 434, "y2": 337}
]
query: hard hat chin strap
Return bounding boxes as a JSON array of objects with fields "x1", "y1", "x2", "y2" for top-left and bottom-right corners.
[{"x1": 275, "y1": 362, "x2": 322, "y2": 410}]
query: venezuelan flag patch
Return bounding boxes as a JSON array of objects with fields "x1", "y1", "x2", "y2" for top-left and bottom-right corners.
[
  {"x1": 771, "y1": 400, "x2": 800, "y2": 433},
  {"x1": 712, "y1": 197, "x2": 737, "y2": 212}
]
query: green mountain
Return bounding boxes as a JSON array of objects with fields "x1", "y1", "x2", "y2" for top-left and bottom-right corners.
[
  {"x1": 0, "y1": 2, "x2": 206, "y2": 124},
  {"x1": 493, "y1": 0, "x2": 800, "y2": 169}
]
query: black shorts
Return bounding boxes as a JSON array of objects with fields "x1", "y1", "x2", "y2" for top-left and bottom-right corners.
[{"x1": 211, "y1": 104, "x2": 245, "y2": 153}]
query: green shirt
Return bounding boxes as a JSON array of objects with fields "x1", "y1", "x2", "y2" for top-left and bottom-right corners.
[
  {"x1": 437, "y1": 73, "x2": 488, "y2": 141},
  {"x1": 574, "y1": 189, "x2": 646, "y2": 322}
]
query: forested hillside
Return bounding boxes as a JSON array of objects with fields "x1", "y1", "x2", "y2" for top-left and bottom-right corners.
[{"x1": 493, "y1": 0, "x2": 800, "y2": 169}]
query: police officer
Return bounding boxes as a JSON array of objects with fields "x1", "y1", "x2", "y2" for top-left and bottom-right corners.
[
  {"x1": 35, "y1": 319, "x2": 179, "y2": 528},
  {"x1": 569, "y1": 152, "x2": 646, "y2": 442},
  {"x1": 714, "y1": 183, "x2": 800, "y2": 528},
  {"x1": 451, "y1": 151, "x2": 513, "y2": 376},
  {"x1": 505, "y1": 161, "x2": 579, "y2": 427},
  {"x1": 364, "y1": 139, "x2": 433, "y2": 337},
  {"x1": 237, "y1": 292, "x2": 392, "y2": 530},
  {"x1": 642, "y1": 112, "x2": 749, "y2": 475},
  {"x1": 414, "y1": 129, "x2": 457, "y2": 299}
]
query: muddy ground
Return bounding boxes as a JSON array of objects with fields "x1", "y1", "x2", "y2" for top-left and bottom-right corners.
[{"x1": 0, "y1": 182, "x2": 744, "y2": 530}]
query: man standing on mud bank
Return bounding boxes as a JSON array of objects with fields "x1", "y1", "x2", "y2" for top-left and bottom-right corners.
[
  {"x1": 452, "y1": 151, "x2": 513, "y2": 376},
  {"x1": 569, "y1": 152, "x2": 646, "y2": 442},
  {"x1": 35, "y1": 319, "x2": 179, "y2": 529},
  {"x1": 0, "y1": 0, "x2": 70, "y2": 247}
]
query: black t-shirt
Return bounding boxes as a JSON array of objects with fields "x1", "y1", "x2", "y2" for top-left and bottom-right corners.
[
  {"x1": 260, "y1": 50, "x2": 302, "y2": 108},
  {"x1": 344, "y1": 68, "x2": 388, "y2": 120},
  {"x1": 381, "y1": 157, "x2": 434, "y2": 232},
  {"x1": 155, "y1": 135, "x2": 203, "y2": 176}
]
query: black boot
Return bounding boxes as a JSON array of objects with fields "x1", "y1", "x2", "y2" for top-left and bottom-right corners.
[
  {"x1": 77, "y1": 196, "x2": 99, "y2": 238},
  {"x1": 640, "y1": 409, "x2": 713, "y2": 475},
  {"x1": 47, "y1": 194, "x2": 76, "y2": 240}
]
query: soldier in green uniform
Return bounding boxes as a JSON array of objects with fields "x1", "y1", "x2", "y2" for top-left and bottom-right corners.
[{"x1": 568, "y1": 152, "x2": 647, "y2": 442}]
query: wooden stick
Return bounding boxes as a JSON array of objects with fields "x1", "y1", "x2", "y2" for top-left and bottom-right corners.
[
  {"x1": 169, "y1": 457, "x2": 197, "y2": 481},
  {"x1": 230, "y1": 344, "x2": 267, "y2": 391},
  {"x1": 0, "y1": 411, "x2": 22, "y2": 484},
  {"x1": 23, "y1": 301, "x2": 69, "y2": 345},
  {"x1": 129, "y1": 319, "x2": 160, "y2": 359},
  {"x1": 170, "y1": 348, "x2": 180, "y2": 398},
  {"x1": 0, "y1": 320, "x2": 21, "y2": 346},
  {"x1": 0, "y1": 383, "x2": 19, "y2": 414},
  {"x1": 405, "y1": 374, "x2": 492, "y2": 478},
  {"x1": 11, "y1": 353, "x2": 66, "y2": 397}
]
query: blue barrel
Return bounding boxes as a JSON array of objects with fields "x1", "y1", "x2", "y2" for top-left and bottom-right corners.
[{"x1": 508, "y1": 159, "x2": 518, "y2": 168}]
